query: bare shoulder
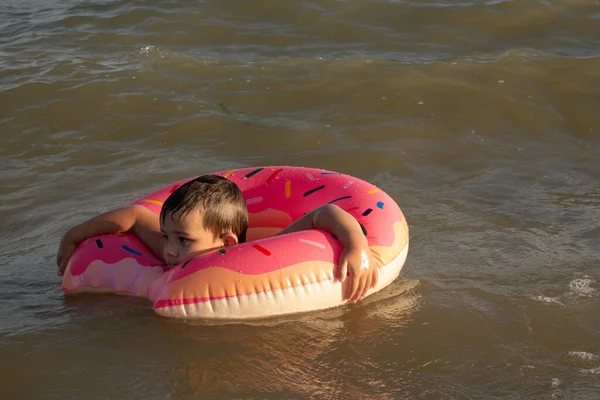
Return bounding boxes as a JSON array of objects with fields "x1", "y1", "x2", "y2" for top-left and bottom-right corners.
[
  {"x1": 128, "y1": 205, "x2": 160, "y2": 230},
  {"x1": 129, "y1": 205, "x2": 164, "y2": 260}
]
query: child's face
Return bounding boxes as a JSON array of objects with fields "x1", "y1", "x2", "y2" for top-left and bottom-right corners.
[{"x1": 160, "y1": 209, "x2": 230, "y2": 266}]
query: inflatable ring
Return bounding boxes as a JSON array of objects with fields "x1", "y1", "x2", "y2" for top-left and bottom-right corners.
[{"x1": 61, "y1": 166, "x2": 409, "y2": 319}]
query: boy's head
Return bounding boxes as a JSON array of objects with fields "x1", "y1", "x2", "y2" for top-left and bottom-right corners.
[{"x1": 159, "y1": 174, "x2": 248, "y2": 265}]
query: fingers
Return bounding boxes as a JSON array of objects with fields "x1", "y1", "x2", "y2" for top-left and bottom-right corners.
[
  {"x1": 58, "y1": 250, "x2": 71, "y2": 276},
  {"x1": 363, "y1": 269, "x2": 378, "y2": 300},
  {"x1": 57, "y1": 251, "x2": 64, "y2": 275},
  {"x1": 57, "y1": 236, "x2": 66, "y2": 267},
  {"x1": 57, "y1": 248, "x2": 66, "y2": 275},
  {"x1": 58, "y1": 259, "x2": 66, "y2": 276},
  {"x1": 359, "y1": 272, "x2": 372, "y2": 301},
  {"x1": 340, "y1": 252, "x2": 379, "y2": 302},
  {"x1": 350, "y1": 268, "x2": 378, "y2": 303},
  {"x1": 338, "y1": 259, "x2": 348, "y2": 282},
  {"x1": 372, "y1": 268, "x2": 378, "y2": 288},
  {"x1": 346, "y1": 272, "x2": 361, "y2": 301}
]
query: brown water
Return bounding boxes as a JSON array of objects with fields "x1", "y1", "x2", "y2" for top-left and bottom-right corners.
[{"x1": 2, "y1": 0, "x2": 600, "y2": 398}]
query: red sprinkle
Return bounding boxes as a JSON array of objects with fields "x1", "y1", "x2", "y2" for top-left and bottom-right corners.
[
  {"x1": 169, "y1": 185, "x2": 180, "y2": 193},
  {"x1": 266, "y1": 168, "x2": 284, "y2": 184},
  {"x1": 345, "y1": 207, "x2": 360, "y2": 213},
  {"x1": 252, "y1": 244, "x2": 271, "y2": 256}
]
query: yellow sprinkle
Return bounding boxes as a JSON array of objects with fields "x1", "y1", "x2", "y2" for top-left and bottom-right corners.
[
  {"x1": 143, "y1": 199, "x2": 164, "y2": 206},
  {"x1": 285, "y1": 180, "x2": 291, "y2": 198},
  {"x1": 224, "y1": 170, "x2": 235, "y2": 177},
  {"x1": 368, "y1": 189, "x2": 379, "y2": 194}
]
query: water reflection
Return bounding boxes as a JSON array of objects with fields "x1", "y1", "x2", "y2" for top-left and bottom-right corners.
[{"x1": 163, "y1": 280, "x2": 420, "y2": 399}]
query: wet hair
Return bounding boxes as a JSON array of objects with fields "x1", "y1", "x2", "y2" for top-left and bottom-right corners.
[{"x1": 160, "y1": 174, "x2": 248, "y2": 243}]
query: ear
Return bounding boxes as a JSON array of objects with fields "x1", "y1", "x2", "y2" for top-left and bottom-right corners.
[{"x1": 221, "y1": 232, "x2": 238, "y2": 247}]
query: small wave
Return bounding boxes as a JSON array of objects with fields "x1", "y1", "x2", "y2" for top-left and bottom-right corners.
[
  {"x1": 530, "y1": 295, "x2": 563, "y2": 305},
  {"x1": 530, "y1": 276, "x2": 596, "y2": 306},
  {"x1": 568, "y1": 278, "x2": 595, "y2": 297},
  {"x1": 565, "y1": 351, "x2": 600, "y2": 377},
  {"x1": 580, "y1": 367, "x2": 600, "y2": 375},
  {"x1": 140, "y1": 45, "x2": 157, "y2": 56},
  {"x1": 567, "y1": 351, "x2": 600, "y2": 361},
  {"x1": 137, "y1": 45, "x2": 219, "y2": 66},
  {"x1": 549, "y1": 377, "x2": 561, "y2": 389}
]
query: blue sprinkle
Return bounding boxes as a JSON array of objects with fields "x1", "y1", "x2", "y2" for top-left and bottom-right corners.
[
  {"x1": 377, "y1": 201, "x2": 384, "y2": 209},
  {"x1": 95, "y1": 239, "x2": 103, "y2": 249},
  {"x1": 122, "y1": 245, "x2": 142, "y2": 256}
]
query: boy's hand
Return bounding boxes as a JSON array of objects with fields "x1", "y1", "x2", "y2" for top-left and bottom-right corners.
[
  {"x1": 337, "y1": 242, "x2": 379, "y2": 302},
  {"x1": 56, "y1": 232, "x2": 77, "y2": 276}
]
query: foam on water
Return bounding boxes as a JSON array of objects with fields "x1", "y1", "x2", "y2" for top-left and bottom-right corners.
[
  {"x1": 568, "y1": 278, "x2": 596, "y2": 297},
  {"x1": 580, "y1": 367, "x2": 600, "y2": 375},
  {"x1": 530, "y1": 276, "x2": 597, "y2": 305},
  {"x1": 567, "y1": 351, "x2": 600, "y2": 362}
]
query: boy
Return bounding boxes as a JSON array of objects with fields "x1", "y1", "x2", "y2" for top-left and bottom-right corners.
[{"x1": 57, "y1": 175, "x2": 378, "y2": 302}]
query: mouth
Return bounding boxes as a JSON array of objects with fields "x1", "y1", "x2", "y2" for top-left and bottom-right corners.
[{"x1": 164, "y1": 258, "x2": 180, "y2": 266}]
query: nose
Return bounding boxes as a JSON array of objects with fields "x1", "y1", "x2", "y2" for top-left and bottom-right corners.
[{"x1": 164, "y1": 243, "x2": 178, "y2": 260}]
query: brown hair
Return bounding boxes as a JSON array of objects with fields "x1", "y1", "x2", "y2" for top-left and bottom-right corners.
[{"x1": 160, "y1": 174, "x2": 248, "y2": 243}]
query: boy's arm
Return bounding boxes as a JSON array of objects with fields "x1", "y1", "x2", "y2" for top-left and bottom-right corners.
[
  {"x1": 277, "y1": 204, "x2": 378, "y2": 302},
  {"x1": 56, "y1": 205, "x2": 165, "y2": 276}
]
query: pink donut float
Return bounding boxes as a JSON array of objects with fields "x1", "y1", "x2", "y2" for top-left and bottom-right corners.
[{"x1": 61, "y1": 166, "x2": 410, "y2": 319}]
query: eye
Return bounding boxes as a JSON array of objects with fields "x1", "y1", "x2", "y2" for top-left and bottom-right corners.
[
  {"x1": 161, "y1": 234, "x2": 168, "y2": 241},
  {"x1": 179, "y1": 237, "x2": 191, "y2": 245}
]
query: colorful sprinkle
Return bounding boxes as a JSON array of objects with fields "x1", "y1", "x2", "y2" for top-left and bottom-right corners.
[
  {"x1": 169, "y1": 185, "x2": 180, "y2": 193},
  {"x1": 122, "y1": 246, "x2": 142, "y2": 256},
  {"x1": 368, "y1": 189, "x2": 379, "y2": 194},
  {"x1": 299, "y1": 239, "x2": 326, "y2": 249},
  {"x1": 224, "y1": 170, "x2": 235, "y2": 177},
  {"x1": 321, "y1": 171, "x2": 340, "y2": 175},
  {"x1": 95, "y1": 239, "x2": 103, "y2": 249},
  {"x1": 328, "y1": 195, "x2": 352, "y2": 204},
  {"x1": 285, "y1": 180, "x2": 292, "y2": 198},
  {"x1": 252, "y1": 244, "x2": 271, "y2": 256},
  {"x1": 245, "y1": 168, "x2": 264, "y2": 178},
  {"x1": 219, "y1": 248, "x2": 226, "y2": 255},
  {"x1": 246, "y1": 196, "x2": 263, "y2": 205},
  {"x1": 362, "y1": 208, "x2": 373, "y2": 216},
  {"x1": 345, "y1": 207, "x2": 360, "y2": 213},
  {"x1": 377, "y1": 201, "x2": 384, "y2": 209},
  {"x1": 304, "y1": 185, "x2": 325, "y2": 197},
  {"x1": 143, "y1": 199, "x2": 164, "y2": 206},
  {"x1": 181, "y1": 260, "x2": 191, "y2": 269},
  {"x1": 344, "y1": 180, "x2": 355, "y2": 189},
  {"x1": 305, "y1": 173, "x2": 316, "y2": 181},
  {"x1": 266, "y1": 168, "x2": 284, "y2": 184}
]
